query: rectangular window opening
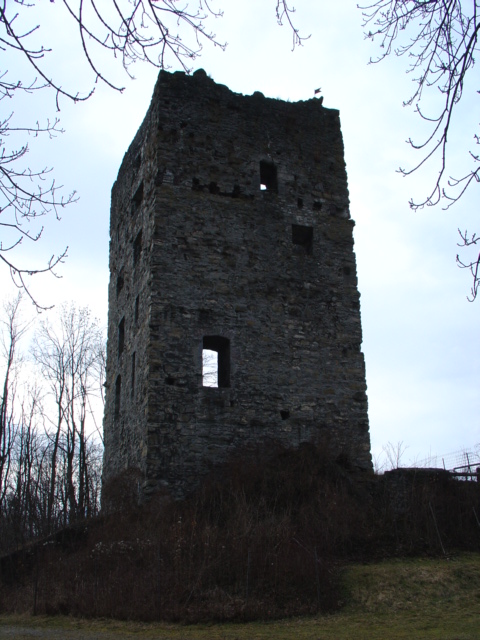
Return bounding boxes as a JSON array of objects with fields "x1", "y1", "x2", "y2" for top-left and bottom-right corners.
[
  {"x1": 133, "y1": 230, "x2": 143, "y2": 267},
  {"x1": 131, "y1": 181, "x2": 144, "y2": 213},
  {"x1": 133, "y1": 153, "x2": 142, "y2": 170},
  {"x1": 202, "y1": 349, "x2": 218, "y2": 388},
  {"x1": 202, "y1": 336, "x2": 230, "y2": 388},
  {"x1": 116, "y1": 268, "x2": 124, "y2": 297},
  {"x1": 292, "y1": 224, "x2": 313, "y2": 255},
  {"x1": 259, "y1": 160, "x2": 278, "y2": 193}
]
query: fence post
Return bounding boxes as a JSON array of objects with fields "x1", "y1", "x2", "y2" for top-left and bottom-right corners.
[{"x1": 429, "y1": 501, "x2": 446, "y2": 556}]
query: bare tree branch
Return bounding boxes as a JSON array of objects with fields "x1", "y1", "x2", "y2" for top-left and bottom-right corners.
[
  {"x1": 275, "y1": 0, "x2": 310, "y2": 50},
  {"x1": 456, "y1": 228, "x2": 480, "y2": 300},
  {"x1": 1, "y1": 1, "x2": 304, "y2": 308},
  {"x1": 361, "y1": 0, "x2": 480, "y2": 298}
]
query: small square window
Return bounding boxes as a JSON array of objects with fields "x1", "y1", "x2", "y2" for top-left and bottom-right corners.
[{"x1": 292, "y1": 224, "x2": 313, "y2": 255}]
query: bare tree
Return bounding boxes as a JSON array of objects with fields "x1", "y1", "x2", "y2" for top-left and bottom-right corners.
[
  {"x1": 0, "y1": 295, "x2": 29, "y2": 510},
  {"x1": 1, "y1": 1, "x2": 304, "y2": 307},
  {"x1": 361, "y1": 1, "x2": 480, "y2": 299},
  {"x1": 32, "y1": 303, "x2": 105, "y2": 525},
  {"x1": 373, "y1": 440, "x2": 409, "y2": 473},
  {"x1": 456, "y1": 228, "x2": 480, "y2": 301},
  {"x1": 6, "y1": 386, "x2": 45, "y2": 546},
  {"x1": 0, "y1": 296, "x2": 48, "y2": 549},
  {"x1": 0, "y1": 298, "x2": 105, "y2": 552}
]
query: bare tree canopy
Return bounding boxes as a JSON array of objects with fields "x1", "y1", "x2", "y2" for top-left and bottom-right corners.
[
  {"x1": 361, "y1": 0, "x2": 480, "y2": 299},
  {"x1": 0, "y1": 298, "x2": 105, "y2": 551},
  {"x1": 0, "y1": 1, "x2": 304, "y2": 307}
]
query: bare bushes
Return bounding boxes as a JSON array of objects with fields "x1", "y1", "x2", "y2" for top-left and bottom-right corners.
[
  {"x1": 379, "y1": 468, "x2": 480, "y2": 555},
  {"x1": 1, "y1": 445, "x2": 353, "y2": 621},
  {"x1": 1, "y1": 444, "x2": 479, "y2": 622}
]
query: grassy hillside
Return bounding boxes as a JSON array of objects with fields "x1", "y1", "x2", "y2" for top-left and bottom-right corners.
[{"x1": 1, "y1": 553, "x2": 479, "y2": 639}]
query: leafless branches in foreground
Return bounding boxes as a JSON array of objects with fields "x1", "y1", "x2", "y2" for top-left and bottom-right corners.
[
  {"x1": 0, "y1": 1, "x2": 304, "y2": 306},
  {"x1": 361, "y1": 1, "x2": 480, "y2": 298}
]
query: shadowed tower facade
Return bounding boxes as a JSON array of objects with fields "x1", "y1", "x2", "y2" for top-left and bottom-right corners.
[{"x1": 103, "y1": 69, "x2": 372, "y2": 498}]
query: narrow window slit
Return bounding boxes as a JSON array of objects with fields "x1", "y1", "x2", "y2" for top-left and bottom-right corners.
[
  {"x1": 132, "y1": 181, "x2": 144, "y2": 213},
  {"x1": 118, "y1": 317, "x2": 125, "y2": 357},
  {"x1": 134, "y1": 295, "x2": 139, "y2": 325},
  {"x1": 133, "y1": 230, "x2": 142, "y2": 266},
  {"x1": 114, "y1": 375, "x2": 121, "y2": 418},
  {"x1": 116, "y1": 268, "x2": 124, "y2": 297},
  {"x1": 131, "y1": 352, "x2": 136, "y2": 397},
  {"x1": 202, "y1": 349, "x2": 218, "y2": 388}
]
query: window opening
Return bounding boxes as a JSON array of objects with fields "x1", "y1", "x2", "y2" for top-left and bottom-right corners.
[
  {"x1": 259, "y1": 160, "x2": 278, "y2": 193},
  {"x1": 131, "y1": 352, "x2": 136, "y2": 397},
  {"x1": 202, "y1": 349, "x2": 218, "y2": 387},
  {"x1": 292, "y1": 224, "x2": 313, "y2": 255},
  {"x1": 116, "y1": 268, "x2": 124, "y2": 297},
  {"x1": 202, "y1": 336, "x2": 230, "y2": 388},
  {"x1": 114, "y1": 375, "x2": 121, "y2": 418},
  {"x1": 134, "y1": 295, "x2": 139, "y2": 324},
  {"x1": 297, "y1": 197, "x2": 304, "y2": 209},
  {"x1": 118, "y1": 317, "x2": 125, "y2": 357},
  {"x1": 133, "y1": 230, "x2": 142, "y2": 266},
  {"x1": 132, "y1": 181, "x2": 144, "y2": 213}
]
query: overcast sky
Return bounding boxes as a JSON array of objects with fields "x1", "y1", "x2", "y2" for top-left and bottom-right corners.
[{"x1": 2, "y1": 1, "x2": 479, "y2": 468}]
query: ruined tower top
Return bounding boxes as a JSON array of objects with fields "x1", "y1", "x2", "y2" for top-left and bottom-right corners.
[{"x1": 102, "y1": 69, "x2": 372, "y2": 499}]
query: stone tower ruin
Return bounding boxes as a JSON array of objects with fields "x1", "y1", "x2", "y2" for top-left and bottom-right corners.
[{"x1": 102, "y1": 69, "x2": 372, "y2": 499}]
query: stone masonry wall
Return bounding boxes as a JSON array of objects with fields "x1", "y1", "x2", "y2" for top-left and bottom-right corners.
[{"x1": 103, "y1": 69, "x2": 372, "y2": 499}]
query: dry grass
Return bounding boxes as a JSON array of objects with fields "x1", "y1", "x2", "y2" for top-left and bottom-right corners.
[{"x1": 1, "y1": 553, "x2": 479, "y2": 639}]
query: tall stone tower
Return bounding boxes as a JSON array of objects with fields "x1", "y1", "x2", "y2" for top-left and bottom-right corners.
[{"x1": 103, "y1": 69, "x2": 372, "y2": 499}]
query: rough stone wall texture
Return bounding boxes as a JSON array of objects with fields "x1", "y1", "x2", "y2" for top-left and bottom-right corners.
[{"x1": 103, "y1": 69, "x2": 372, "y2": 499}]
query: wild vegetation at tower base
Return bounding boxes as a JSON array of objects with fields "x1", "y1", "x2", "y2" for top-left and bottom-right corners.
[{"x1": 1, "y1": 443, "x2": 479, "y2": 622}]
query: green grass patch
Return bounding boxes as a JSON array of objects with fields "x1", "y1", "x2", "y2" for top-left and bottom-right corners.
[{"x1": 1, "y1": 554, "x2": 479, "y2": 639}]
